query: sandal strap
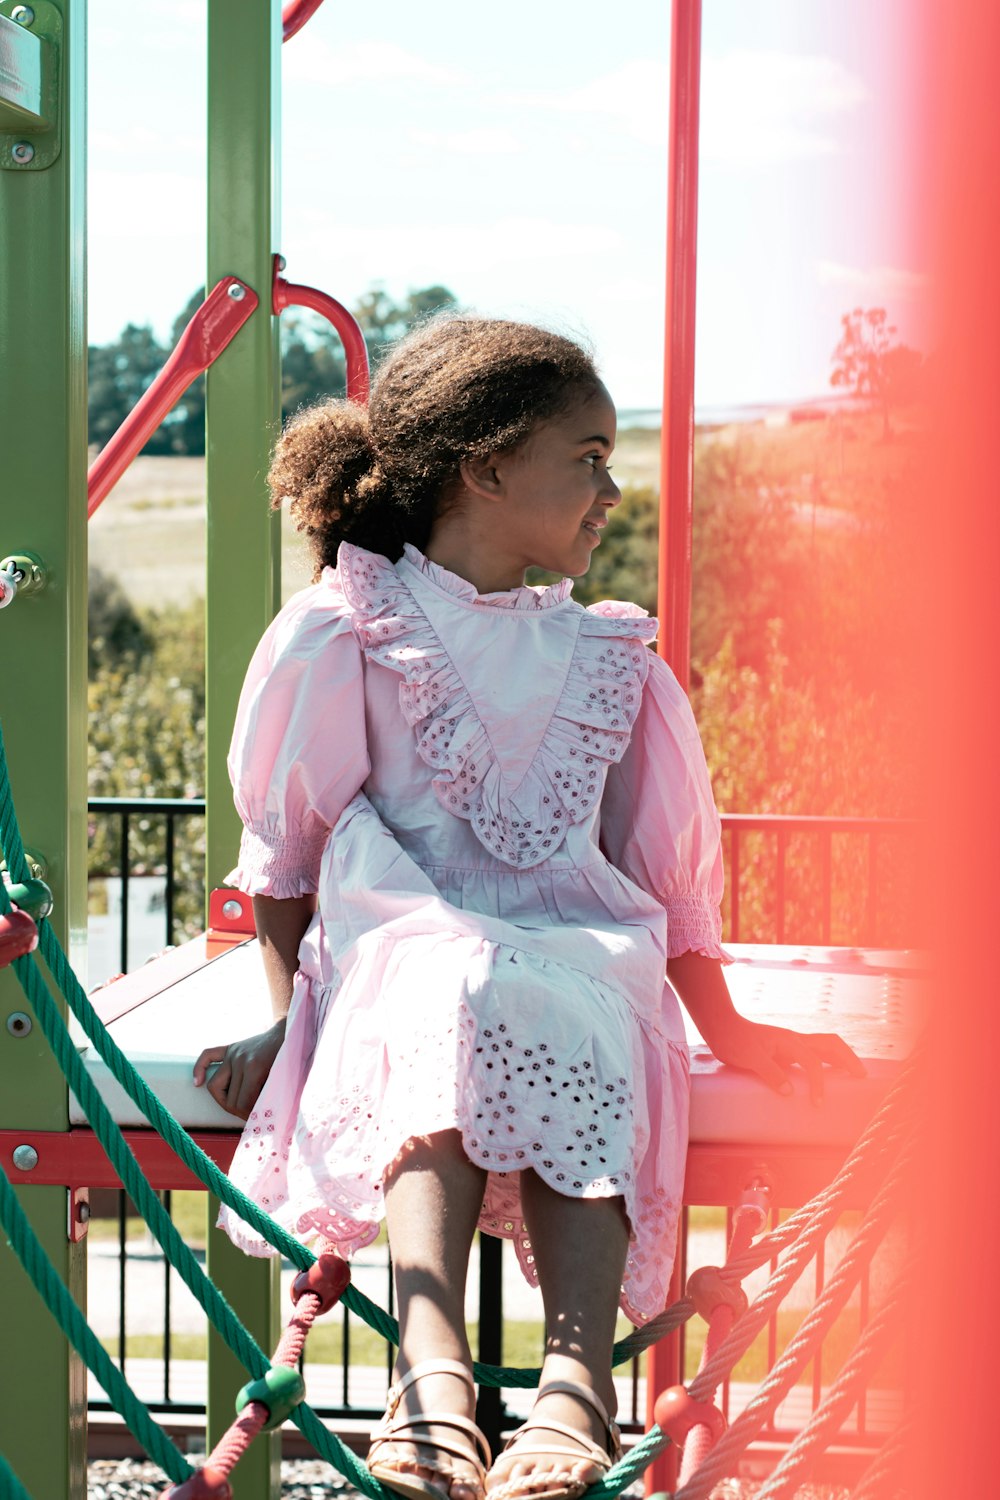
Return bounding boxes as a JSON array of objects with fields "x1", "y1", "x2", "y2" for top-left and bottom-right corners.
[
  {"x1": 372, "y1": 1411, "x2": 491, "y2": 1468},
  {"x1": 499, "y1": 1421, "x2": 612, "y2": 1471},
  {"x1": 388, "y1": 1359, "x2": 477, "y2": 1406},
  {"x1": 532, "y1": 1381, "x2": 620, "y2": 1459}
]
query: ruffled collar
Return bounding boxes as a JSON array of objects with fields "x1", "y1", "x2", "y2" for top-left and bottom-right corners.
[{"x1": 398, "y1": 543, "x2": 575, "y2": 612}]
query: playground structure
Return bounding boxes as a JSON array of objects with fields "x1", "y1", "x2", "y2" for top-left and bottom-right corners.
[{"x1": 0, "y1": 3, "x2": 919, "y2": 1499}]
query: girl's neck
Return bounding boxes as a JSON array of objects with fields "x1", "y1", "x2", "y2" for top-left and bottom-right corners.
[{"x1": 423, "y1": 519, "x2": 528, "y2": 596}]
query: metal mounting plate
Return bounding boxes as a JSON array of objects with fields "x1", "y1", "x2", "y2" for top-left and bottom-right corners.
[{"x1": 0, "y1": 1, "x2": 60, "y2": 170}]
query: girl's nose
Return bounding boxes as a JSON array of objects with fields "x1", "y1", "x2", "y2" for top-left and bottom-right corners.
[{"x1": 601, "y1": 470, "x2": 622, "y2": 506}]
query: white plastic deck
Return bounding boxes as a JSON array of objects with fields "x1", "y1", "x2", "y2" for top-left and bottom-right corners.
[{"x1": 69, "y1": 940, "x2": 925, "y2": 1146}]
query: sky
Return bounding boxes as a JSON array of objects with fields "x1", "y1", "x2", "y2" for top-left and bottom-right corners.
[{"x1": 87, "y1": 0, "x2": 927, "y2": 412}]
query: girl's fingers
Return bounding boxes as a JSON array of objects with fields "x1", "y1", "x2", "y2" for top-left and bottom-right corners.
[
  {"x1": 780, "y1": 1039, "x2": 826, "y2": 1104},
  {"x1": 193, "y1": 1045, "x2": 229, "y2": 1087},
  {"x1": 206, "y1": 1059, "x2": 233, "y2": 1107},
  {"x1": 744, "y1": 1041, "x2": 794, "y2": 1096},
  {"x1": 810, "y1": 1033, "x2": 869, "y2": 1077}
]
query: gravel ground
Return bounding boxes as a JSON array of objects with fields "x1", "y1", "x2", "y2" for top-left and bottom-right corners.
[{"x1": 86, "y1": 1457, "x2": 853, "y2": 1499}]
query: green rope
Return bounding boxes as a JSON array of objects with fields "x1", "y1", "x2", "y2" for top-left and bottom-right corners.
[
  {"x1": 0, "y1": 1455, "x2": 35, "y2": 1500},
  {"x1": 0, "y1": 1164, "x2": 193, "y2": 1487}
]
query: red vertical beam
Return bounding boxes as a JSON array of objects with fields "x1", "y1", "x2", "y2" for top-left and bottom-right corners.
[
  {"x1": 647, "y1": 7, "x2": 701, "y2": 1484},
  {"x1": 657, "y1": 0, "x2": 702, "y2": 688}
]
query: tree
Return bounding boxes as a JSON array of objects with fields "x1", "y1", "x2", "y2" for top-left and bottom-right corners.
[
  {"x1": 87, "y1": 284, "x2": 459, "y2": 456},
  {"x1": 87, "y1": 323, "x2": 173, "y2": 455},
  {"x1": 830, "y1": 306, "x2": 922, "y2": 439}
]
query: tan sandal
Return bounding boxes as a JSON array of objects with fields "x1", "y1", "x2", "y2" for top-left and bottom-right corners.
[
  {"x1": 486, "y1": 1381, "x2": 621, "y2": 1500},
  {"x1": 368, "y1": 1358, "x2": 493, "y2": 1500}
]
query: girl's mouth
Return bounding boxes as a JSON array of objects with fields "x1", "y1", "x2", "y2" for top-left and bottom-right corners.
[{"x1": 582, "y1": 521, "x2": 604, "y2": 539}]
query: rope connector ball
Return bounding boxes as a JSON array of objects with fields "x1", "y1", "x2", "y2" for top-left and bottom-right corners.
[
  {"x1": 0, "y1": 910, "x2": 38, "y2": 968},
  {"x1": 290, "y1": 1250, "x2": 351, "y2": 1316},
  {"x1": 159, "y1": 1467, "x2": 233, "y2": 1499},
  {"x1": 234, "y1": 1364, "x2": 307, "y2": 1431},
  {"x1": 653, "y1": 1385, "x2": 727, "y2": 1448}
]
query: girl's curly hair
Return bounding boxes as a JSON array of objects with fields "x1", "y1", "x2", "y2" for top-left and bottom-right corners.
[{"x1": 268, "y1": 315, "x2": 602, "y2": 573}]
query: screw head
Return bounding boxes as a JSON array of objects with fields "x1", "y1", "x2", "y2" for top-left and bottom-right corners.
[
  {"x1": 227, "y1": 282, "x2": 247, "y2": 301},
  {"x1": 11, "y1": 6, "x2": 35, "y2": 24},
  {"x1": 221, "y1": 898, "x2": 243, "y2": 921},
  {"x1": 77, "y1": 1201, "x2": 91, "y2": 1223},
  {"x1": 6, "y1": 1012, "x2": 32, "y2": 1038},
  {"x1": 12, "y1": 1145, "x2": 39, "y2": 1172},
  {"x1": 11, "y1": 142, "x2": 35, "y2": 165}
]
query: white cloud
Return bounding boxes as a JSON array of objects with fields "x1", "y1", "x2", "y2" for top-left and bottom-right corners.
[
  {"x1": 701, "y1": 50, "x2": 868, "y2": 164},
  {"x1": 408, "y1": 127, "x2": 524, "y2": 156},
  {"x1": 89, "y1": 169, "x2": 205, "y2": 244},
  {"x1": 283, "y1": 38, "x2": 460, "y2": 87},
  {"x1": 499, "y1": 61, "x2": 670, "y2": 150},
  {"x1": 289, "y1": 216, "x2": 625, "y2": 279},
  {"x1": 816, "y1": 261, "x2": 930, "y2": 299}
]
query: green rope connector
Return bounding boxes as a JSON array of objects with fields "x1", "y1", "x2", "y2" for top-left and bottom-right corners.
[
  {"x1": 5, "y1": 877, "x2": 52, "y2": 921},
  {"x1": 235, "y1": 1365, "x2": 307, "y2": 1431}
]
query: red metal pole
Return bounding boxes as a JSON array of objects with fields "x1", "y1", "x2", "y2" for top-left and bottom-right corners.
[
  {"x1": 273, "y1": 258, "x2": 371, "y2": 404},
  {"x1": 282, "y1": 0, "x2": 327, "y2": 43},
  {"x1": 657, "y1": 0, "x2": 703, "y2": 689},
  {"x1": 86, "y1": 277, "x2": 258, "y2": 518}
]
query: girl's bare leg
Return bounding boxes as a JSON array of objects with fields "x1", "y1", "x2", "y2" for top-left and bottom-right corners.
[
  {"x1": 486, "y1": 1175, "x2": 629, "y2": 1497},
  {"x1": 380, "y1": 1129, "x2": 489, "y2": 1500}
]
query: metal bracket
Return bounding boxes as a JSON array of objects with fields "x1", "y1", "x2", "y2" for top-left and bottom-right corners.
[
  {"x1": 67, "y1": 1185, "x2": 89, "y2": 1242},
  {"x1": 0, "y1": 1, "x2": 61, "y2": 171}
]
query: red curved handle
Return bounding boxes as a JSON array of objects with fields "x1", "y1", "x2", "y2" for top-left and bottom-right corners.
[
  {"x1": 273, "y1": 259, "x2": 370, "y2": 405},
  {"x1": 282, "y1": 0, "x2": 327, "y2": 43},
  {"x1": 87, "y1": 277, "x2": 258, "y2": 519}
]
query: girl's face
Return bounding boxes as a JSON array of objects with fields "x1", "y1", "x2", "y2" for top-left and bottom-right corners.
[{"x1": 494, "y1": 384, "x2": 622, "y2": 578}]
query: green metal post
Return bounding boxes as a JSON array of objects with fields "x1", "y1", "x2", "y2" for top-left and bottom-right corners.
[
  {"x1": 205, "y1": 2, "x2": 282, "y2": 1495},
  {"x1": 0, "y1": 2, "x2": 88, "y2": 1496}
]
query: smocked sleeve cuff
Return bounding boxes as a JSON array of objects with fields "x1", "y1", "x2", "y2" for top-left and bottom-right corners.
[
  {"x1": 664, "y1": 893, "x2": 736, "y2": 964},
  {"x1": 225, "y1": 825, "x2": 330, "y2": 900}
]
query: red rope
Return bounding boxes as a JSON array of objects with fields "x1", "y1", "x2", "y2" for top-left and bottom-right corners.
[{"x1": 160, "y1": 1245, "x2": 350, "y2": 1499}]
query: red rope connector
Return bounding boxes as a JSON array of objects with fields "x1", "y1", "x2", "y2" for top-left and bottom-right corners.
[
  {"x1": 0, "y1": 909, "x2": 38, "y2": 968},
  {"x1": 159, "y1": 1465, "x2": 232, "y2": 1499},
  {"x1": 653, "y1": 1386, "x2": 726, "y2": 1448},
  {"x1": 685, "y1": 1266, "x2": 748, "y2": 1324},
  {"x1": 290, "y1": 1250, "x2": 351, "y2": 1316}
]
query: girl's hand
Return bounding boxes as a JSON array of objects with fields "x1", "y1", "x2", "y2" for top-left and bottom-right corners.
[
  {"x1": 192, "y1": 1018, "x2": 287, "y2": 1121},
  {"x1": 703, "y1": 1017, "x2": 867, "y2": 1104}
]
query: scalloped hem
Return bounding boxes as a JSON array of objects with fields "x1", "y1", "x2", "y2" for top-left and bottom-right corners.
[
  {"x1": 667, "y1": 937, "x2": 737, "y2": 965},
  {"x1": 223, "y1": 867, "x2": 322, "y2": 901}
]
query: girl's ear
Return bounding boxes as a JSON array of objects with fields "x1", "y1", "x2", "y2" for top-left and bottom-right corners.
[{"x1": 459, "y1": 453, "x2": 504, "y2": 503}]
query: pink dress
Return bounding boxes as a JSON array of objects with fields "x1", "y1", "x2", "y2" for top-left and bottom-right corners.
[{"x1": 219, "y1": 542, "x2": 728, "y2": 1325}]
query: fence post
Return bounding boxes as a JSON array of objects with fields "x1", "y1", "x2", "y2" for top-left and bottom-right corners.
[
  {"x1": 204, "y1": 1, "x2": 283, "y2": 1495},
  {"x1": 0, "y1": 1, "x2": 89, "y2": 1495}
]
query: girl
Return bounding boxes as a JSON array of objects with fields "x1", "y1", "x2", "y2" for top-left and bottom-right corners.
[{"x1": 193, "y1": 317, "x2": 863, "y2": 1500}]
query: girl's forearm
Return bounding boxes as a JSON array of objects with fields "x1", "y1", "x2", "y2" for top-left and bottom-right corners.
[
  {"x1": 252, "y1": 892, "x2": 317, "y2": 1021},
  {"x1": 666, "y1": 950, "x2": 742, "y2": 1047}
]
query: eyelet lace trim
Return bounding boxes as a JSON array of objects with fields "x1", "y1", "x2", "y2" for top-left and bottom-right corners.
[{"x1": 338, "y1": 543, "x2": 659, "y2": 869}]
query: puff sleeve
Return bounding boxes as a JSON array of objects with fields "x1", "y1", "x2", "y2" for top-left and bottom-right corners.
[
  {"x1": 225, "y1": 576, "x2": 371, "y2": 899},
  {"x1": 601, "y1": 652, "x2": 732, "y2": 963}
]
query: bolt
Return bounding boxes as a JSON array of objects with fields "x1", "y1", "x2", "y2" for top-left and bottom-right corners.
[
  {"x1": 12, "y1": 1145, "x2": 38, "y2": 1172},
  {"x1": 11, "y1": 6, "x2": 35, "y2": 24},
  {"x1": 227, "y1": 282, "x2": 246, "y2": 301},
  {"x1": 11, "y1": 142, "x2": 35, "y2": 165},
  {"x1": 222, "y1": 898, "x2": 243, "y2": 920},
  {"x1": 6, "y1": 1012, "x2": 32, "y2": 1038},
  {"x1": 77, "y1": 1201, "x2": 91, "y2": 1224}
]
